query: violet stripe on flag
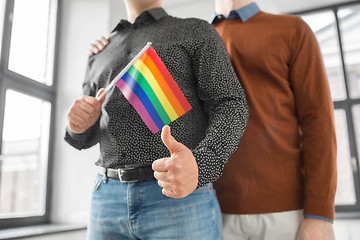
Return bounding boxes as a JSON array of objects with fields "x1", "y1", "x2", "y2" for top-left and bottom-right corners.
[
  {"x1": 116, "y1": 79, "x2": 160, "y2": 133},
  {"x1": 118, "y1": 72, "x2": 166, "y2": 130}
]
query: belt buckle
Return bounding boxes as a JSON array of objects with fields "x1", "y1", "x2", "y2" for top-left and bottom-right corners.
[{"x1": 117, "y1": 167, "x2": 138, "y2": 183}]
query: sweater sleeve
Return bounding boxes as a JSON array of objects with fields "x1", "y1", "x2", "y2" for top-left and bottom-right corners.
[
  {"x1": 289, "y1": 17, "x2": 337, "y2": 220},
  {"x1": 192, "y1": 22, "x2": 249, "y2": 187}
]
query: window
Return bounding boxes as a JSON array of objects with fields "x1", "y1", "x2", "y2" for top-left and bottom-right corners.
[
  {"x1": 0, "y1": 0, "x2": 58, "y2": 229},
  {"x1": 298, "y1": 2, "x2": 360, "y2": 214},
  {"x1": 8, "y1": 0, "x2": 55, "y2": 85},
  {"x1": 339, "y1": 5, "x2": 360, "y2": 99},
  {"x1": 0, "y1": 90, "x2": 51, "y2": 218},
  {"x1": 0, "y1": 0, "x2": 5, "y2": 56}
]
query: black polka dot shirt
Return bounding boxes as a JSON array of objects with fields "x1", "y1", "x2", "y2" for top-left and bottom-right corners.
[{"x1": 65, "y1": 8, "x2": 248, "y2": 187}]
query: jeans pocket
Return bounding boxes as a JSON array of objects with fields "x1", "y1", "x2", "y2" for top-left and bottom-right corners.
[
  {"x1": 92, "y1": 175, "x2": 103, "y2": 193},
  {"x1": 193, "y1": 183, "x2": 213, "y2": 194}
]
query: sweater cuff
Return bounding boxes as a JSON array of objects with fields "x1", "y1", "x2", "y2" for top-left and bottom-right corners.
[
  {"x1": 303, "y1": 197, "x2": 335, "y2": 221},
  {"x1": 304, "y1": 214, "x2": 333, "y2": 224}
]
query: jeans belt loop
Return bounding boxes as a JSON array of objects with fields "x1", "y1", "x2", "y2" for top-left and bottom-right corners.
[{"x1": 102, "y1": 167, "x2": 108, "y2": 183}]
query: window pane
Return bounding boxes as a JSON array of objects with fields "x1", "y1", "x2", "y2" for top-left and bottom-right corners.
[
  {"x1": 8, "y1": 0, "x2": 54, "y2": 85},
  {"x1": 0, "y1": 0, "x2": 5, "y2": 57},
  {"x1": 301, "y1": 11, "x2": 347, "y2": 102},
  {"x1": 334, "y1": 109, "x2": 356, "y2": 205},
  {"x1": 353, "y1": 105, "x2": 360, "y2": 171},
  {"x1": 0, "y1": 90, "x2": 51, "y2": 218},
  {"x1": 338, "y1": 5, "x2": 360, "y2": 99}
]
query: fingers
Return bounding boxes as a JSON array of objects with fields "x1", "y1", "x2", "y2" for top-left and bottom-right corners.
[
  {"x1": 71, "y1": 89, "x2": 105, "y2": 121},
  {"x1": 68, "y1": 101, "x2": 92, "y2": 127},
  {"x1": 67, "y1": 92, "x2": 104, "y2": 134},
  {"x1": 152, "y1": 158, "x2": 170, "y2": 172},
  {"x1": 68, "y1": 114, "x2": 86, "y2": 128},
  {"x1": 157, "y1": 179, "x2": 179, "y2": 198},
  {"x1": 161, "y1": 125, "x2": 182, "y2": 154},
  {"x1": 95, "y1": 88, "x2": 106, "y2": 103},
  {"x1": 157, "y1": 180, "x2": 171, "y2": 189},
  {"x1": 89, "y1": 42, "x2": 102, "y2": 55},
  {"x1": 154, "y1": 171, "x2": 171, "y2": 182},
  {"x1": 100, "y1": 36, "x2": 109, "y2": 45},
  {"x1": 78, "y1": 99, "x2": 96, "y2": 114},
  {"x1": 162, "y1": 188, "x2": 177, "y2": 198},
  {"x1": 89, "y1": 36, "x2": 109, "y2": 56},
  {"x1": 108, "y1": 32, "x2": 117, "y2": 38}
]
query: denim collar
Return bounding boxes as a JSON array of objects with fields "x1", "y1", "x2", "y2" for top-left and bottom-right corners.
[{"x1": 210, "y1": 2, "x2": 260, "y2": 24}]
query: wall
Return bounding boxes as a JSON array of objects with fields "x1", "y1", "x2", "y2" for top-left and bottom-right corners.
[{"x1": 52, "y1": 0, "x2": 114, "y2": 224}]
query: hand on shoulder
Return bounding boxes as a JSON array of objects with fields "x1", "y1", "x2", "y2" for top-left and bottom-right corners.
[{"x1": 88, "y1": 32, "x2": 116, "y2": 56}]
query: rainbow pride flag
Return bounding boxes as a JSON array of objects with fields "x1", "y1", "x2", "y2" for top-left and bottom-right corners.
[{"x1": 115, "y1": 46, "x2": 192, "y2": 133}]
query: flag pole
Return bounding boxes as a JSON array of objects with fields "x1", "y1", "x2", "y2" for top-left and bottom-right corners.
[{"x1": 96, "y1": 42, "x2": 152, "y2": 101}]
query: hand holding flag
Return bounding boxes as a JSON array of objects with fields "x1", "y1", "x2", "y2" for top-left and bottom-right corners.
[
  {"x1": 67, "y1": 88, "x2": 106, "y2": 134},
  {"x1": 152, "y1": 125, "x2": 199, "y2": 198}
]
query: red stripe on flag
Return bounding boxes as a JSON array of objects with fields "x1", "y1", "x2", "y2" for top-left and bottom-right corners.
[
  {"x1": 139, "y1": 53, "x2": 185, "y2": 116},
  {"x1": 146, "y1": 47, "x2": 192, "y2": 112}
]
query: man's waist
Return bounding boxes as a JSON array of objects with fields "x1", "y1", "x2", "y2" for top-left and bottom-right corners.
[{"x1": 99, "y1": 164, "x2": 155, "y2": 183}]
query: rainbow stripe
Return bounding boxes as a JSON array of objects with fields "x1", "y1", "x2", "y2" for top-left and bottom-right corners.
[{"x1": 115, "y1": 46, "x2": 192, "y2": 133}]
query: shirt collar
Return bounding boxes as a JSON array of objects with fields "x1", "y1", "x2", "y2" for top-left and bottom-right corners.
[
  {"x1": 112, "y1": 7, "x2": 168, "y2": 32},
  {"x1": 210, "y1": 2, "x2": 260, "y2": 24},
  {"x1": 146, "y1": 7, "x2": 168, "y2": 21}
]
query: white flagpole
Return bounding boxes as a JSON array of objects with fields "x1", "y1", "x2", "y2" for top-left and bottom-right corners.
[{"x1": 96, "y1": 42, "x2": 152, "y2": 101}]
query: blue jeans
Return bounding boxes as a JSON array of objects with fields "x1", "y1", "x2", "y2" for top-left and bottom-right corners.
[{"x1": 88, "y1": 174, "x2": 222, "y2": 240}]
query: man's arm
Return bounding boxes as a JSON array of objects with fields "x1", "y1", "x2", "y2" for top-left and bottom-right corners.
[
  {"x1": 65, "y1": 83, "x2": 106, "y2": 150},
  {"x1": 289, "y1": 17, "x2": 336, "y2": 239},
  {"x1": 190, "y1": 21, "x2": 249, "y2": 187},
  {"x1": 153, "y1": 22, "x2": 248, "y2": 198}
]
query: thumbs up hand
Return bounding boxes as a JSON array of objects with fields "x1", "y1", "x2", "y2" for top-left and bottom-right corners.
[
  {"x1": 67, "y1": 88, "x2": 106, "y2": 134},
  {"x1": 152, "y1": 125, "x2": 199, "y2": 198}
]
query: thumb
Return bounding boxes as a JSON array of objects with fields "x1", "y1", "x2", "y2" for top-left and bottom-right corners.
[
  {"x1": 96, "y1": 88, "x2": 106, "y2": 104},
  {"x1": 161, "y1": 125, "x2": 183, "y2": 154}
]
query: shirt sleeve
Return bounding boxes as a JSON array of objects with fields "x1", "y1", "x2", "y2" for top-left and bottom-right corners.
[
  {"x1": 289, "y1": 17, "x2": 337, "y2": 220},
  {"x1": 64, "y1": 60, "x2": 101, "y2": 150},
  {"x1": 191, "y1": 22, "x2": 249, "y2": 187}
]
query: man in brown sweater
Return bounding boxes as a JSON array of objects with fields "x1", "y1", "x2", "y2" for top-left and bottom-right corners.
[
  {"x1": 211, "y1": 0, "x2": 337, "y2": 239},
  {"x1": 89, "y1": 0, "x2": 337, "y2": 238}
]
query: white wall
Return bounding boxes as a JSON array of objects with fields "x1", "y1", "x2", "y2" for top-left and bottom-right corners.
[
  {"x1": 53, "y1": 0, "x2": 360, "y2": 239},
  {"x1": 52, "y1": 0, "x2": 114, "y2": 224},
  {"x1": 256, "y1": 0, "x2": 354, "y2": 13}
]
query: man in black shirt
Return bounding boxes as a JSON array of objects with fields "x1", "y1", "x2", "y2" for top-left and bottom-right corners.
[{"x1": 66, "y1": 0, "x2": 248, "y2": 239}]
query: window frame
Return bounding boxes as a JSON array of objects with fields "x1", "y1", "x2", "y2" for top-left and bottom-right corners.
[
  {"x1": 293, "y1": 1, "x2": 360, "y2": 217},
  {"x1": 0, "y1": 0, "x2": 60, "y2": 229}
]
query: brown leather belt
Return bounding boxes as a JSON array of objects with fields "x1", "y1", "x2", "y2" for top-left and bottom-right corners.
[{"x1": 99, "y1": 164, "x2": 154, "y2": 183}]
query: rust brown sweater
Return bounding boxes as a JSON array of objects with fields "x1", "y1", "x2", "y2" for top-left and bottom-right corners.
[{"x1": 213, "y1": 11, "x2": 337, "y2": 220}]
